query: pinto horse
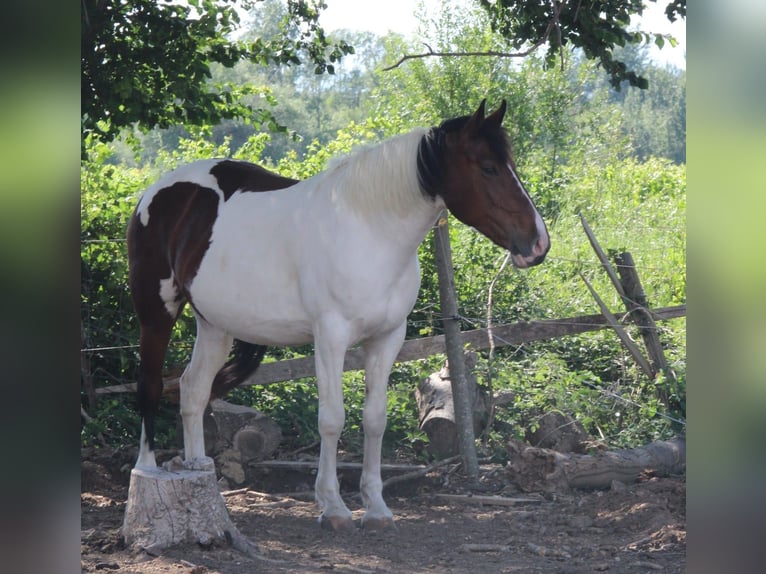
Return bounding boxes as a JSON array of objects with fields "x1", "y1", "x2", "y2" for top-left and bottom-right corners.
[{"x1": 127, "y1": 100, "x2": 549, "y2": 530}]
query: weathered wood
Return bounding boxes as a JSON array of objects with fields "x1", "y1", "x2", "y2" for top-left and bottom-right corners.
[
  {"x1": 95, "y1": 305, "x2": 686, "y2": 395},
  {"x1": 415, "y1": 352, "x2": 488, "y2": 457},
  {"x1": 206, "y1": 399, "x2": 282, "y2": 463},
  {"x1": 459, "y1": 544, "x2": 511, "y2": 553},
  {"x1": 527, "y1": 411, "x2": 590, "y2": 453},
  {"x1": 580, "y1": 272, "x2": 655, "y2": 378},
  {"x1": 122, "y1": 467, "x2": 256, "y2": 555},
  {"x1": 432, "y1": 215, "x2": 479, "y2": 479},
  {"x1": 506, "y1": 437, "x2": 686, "y2": 492},
  {"x1": 250, "y1": 460, "x2": 426, "y2": 472},
  {"x1": 580, "y1": 215, "x2": 627, "y2": 300},
  {"x1": 379, "y1": 455, "x2": 461, "y2": 490},
  {"x1": 615, "y1": 251, "x2": 675, "y2": 399}
]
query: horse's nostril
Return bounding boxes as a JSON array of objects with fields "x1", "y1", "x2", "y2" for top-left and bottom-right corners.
[{"x1": 532, "y1": 234, "x2": 549, "y2": 258}]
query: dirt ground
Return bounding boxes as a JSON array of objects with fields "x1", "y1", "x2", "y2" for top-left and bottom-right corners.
[{"x1": 81, "y1": 447, "x2": 685, "y2": 573}]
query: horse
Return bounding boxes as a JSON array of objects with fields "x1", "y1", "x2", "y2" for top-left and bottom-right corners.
[{"x1": 127, "y1": 99, "x2": 550, "y2": 531}]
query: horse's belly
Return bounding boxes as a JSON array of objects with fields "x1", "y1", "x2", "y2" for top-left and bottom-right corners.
[
  {"x1": 188, "y1": 258, "x2": 315, "y2": 346},
  {"x1": 190, "y1": 297, "x2": 315, "y2": 347}
]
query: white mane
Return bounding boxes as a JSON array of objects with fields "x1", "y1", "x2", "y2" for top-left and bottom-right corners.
[{"x1": 315, "y1": 128, "x2": 433, "y2": 219}]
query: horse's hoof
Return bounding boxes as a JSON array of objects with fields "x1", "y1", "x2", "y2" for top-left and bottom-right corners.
[
  {"x1": 360, "y1": 515, "x2": 396, "y2": 531},
  {"x1": 319, "y1": 514, "x2": 356, "y2": 532}
]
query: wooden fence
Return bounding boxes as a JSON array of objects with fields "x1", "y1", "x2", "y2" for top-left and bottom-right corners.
[{"x1": 96, "y1": 304, "x2": 685, "y2": 396}]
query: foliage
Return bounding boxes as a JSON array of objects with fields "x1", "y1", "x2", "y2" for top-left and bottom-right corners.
[
  {"x1": 476, "y1": 0, "x2": 685, "y2": 89},
  {"x1": 81, "y1": 0, "x2": 353, "y2": 145}
]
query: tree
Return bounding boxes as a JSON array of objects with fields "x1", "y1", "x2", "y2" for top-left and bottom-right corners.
[
  {"x1": 81, "y1": 0, "x2": 352, "y2": 144},
  {"x1": 478, "y1": 0, "x2": 685, "y2": 89},
  {"x1": 387, "y1": 0, "x2": 685, "y2": 90}
]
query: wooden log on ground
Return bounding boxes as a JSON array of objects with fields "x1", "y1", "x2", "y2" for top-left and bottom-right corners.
[
  {"x1": 122, "y1": 466, "x2": 257, "y2": 555},
  {"x1": 415, "y1": 351, "x2": 488, "y2": 458},
  {"x1": 506, "y1": 436, "x2": 685, "y2": 492},
  {"x1": 189, "y1": 399, "x2": 283, "y2": 488}
]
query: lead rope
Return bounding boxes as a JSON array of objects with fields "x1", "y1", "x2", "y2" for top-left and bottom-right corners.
[{"x1": 483, "y1": 251, "x2": 512, "y2": 443}]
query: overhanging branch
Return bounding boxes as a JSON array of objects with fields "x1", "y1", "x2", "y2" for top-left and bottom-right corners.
[{"x1": 382, "y1": 9, "x2": 559, "y2": 72}]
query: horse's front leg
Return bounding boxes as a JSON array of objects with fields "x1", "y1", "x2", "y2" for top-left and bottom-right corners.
[
  {"x1": 313, "y1": 318, "x2": 354, "y2": 531},
  {"x1": 359, "y1": 322, "x2": 407, "y2": 530}
]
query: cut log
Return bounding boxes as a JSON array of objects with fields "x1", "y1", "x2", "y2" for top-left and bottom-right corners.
[
  {"x1": 526, "y1": 411, "x2": 590, "y2": 454},
  {"x1": 201, "y1": 399, "x2": 282, "y2": 487},
  {"x1": 122, "y1": 466, "x2": 256, "y2": 555},
  {"x1": 506, "y1": 437, "x2": 685, "y2": 492},
  {"x1": 205, "y1": 399, "x2": 282, "y2": 461},
  {"x1": 415, "y1": 351, "x2": 488, "y2": 458}
]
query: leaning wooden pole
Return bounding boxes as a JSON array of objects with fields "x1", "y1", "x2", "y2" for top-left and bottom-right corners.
[
  {"x1": 614, "y1": 251, "x2": 676, "y2": 407},
  {"x1": 432, "y1": 213, "x2": 479, "y2": 479}
]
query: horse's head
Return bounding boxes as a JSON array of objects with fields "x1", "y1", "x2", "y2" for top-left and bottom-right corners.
[{"x1": 418, "y1": 99, "x2": 550, "y2": 268}]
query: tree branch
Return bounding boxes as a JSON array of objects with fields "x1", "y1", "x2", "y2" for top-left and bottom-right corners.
[{"x1": 382, "y1": 8, "x2": 559, "y2": 72}]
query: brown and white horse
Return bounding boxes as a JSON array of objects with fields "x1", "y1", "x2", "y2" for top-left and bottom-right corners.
[{"x1": 127, "y1": 100, "x2": 549, "y2": 530}]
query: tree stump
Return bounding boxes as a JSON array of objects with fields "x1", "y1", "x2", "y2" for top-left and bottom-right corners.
[
  {"x1": 415, "y1": 352, "x2": 488, "y2": 457},
  {"x1": 122, "y1": 465, "x2": 256, "y2": 555}
]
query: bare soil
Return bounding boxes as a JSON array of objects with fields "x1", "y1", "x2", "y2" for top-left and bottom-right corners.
[{"x1": 81, "y1": 447, "x2": 685, "y2": 573}]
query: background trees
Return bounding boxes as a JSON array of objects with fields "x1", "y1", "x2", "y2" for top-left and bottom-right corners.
[
  {"x1": 82, "y1": 0, "x2": 685, "y2": 143},
  {"x1": 81, "y1": 0, "x2": 353, "y2": 145}
]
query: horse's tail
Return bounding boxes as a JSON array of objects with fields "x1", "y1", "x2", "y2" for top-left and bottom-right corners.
[{"x1": 210, "y1": 339, "x2": 268, "y2": 399}]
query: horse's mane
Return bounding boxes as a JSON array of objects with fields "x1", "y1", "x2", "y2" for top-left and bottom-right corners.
[
  {"x1": 314, "y1": 129, "x2": 431, "y2": 219},
  {"x1": 314, "y1": 116, "x2": 512, "y2": 219}
]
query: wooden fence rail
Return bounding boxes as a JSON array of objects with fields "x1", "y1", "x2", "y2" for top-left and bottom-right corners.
[{"x1": 96, "y1": 304, "x2": 685, "y2": 396}]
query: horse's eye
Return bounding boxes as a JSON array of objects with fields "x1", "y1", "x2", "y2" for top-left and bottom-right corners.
[{"x1": 481, "y1": 165, "x2": 498, "y2": 177}]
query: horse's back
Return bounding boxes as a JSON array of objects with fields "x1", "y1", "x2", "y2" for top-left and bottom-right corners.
[{"x1": 127, "y1": 159, "x2": 298, "y2": 323}]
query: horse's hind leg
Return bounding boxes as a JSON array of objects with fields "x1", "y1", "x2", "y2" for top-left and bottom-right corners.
[
  {"x1": 129, "y1": 215, "x2": 182, "y2": 468},
  {"x1": 178, "y1": 318, "x2": 233, "y2": 468},
  {"x1": 135, "y1": 317, "x2": 175, "y2": 469}
]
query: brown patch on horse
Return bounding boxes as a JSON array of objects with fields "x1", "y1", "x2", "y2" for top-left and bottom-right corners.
[{"x1": 210, "y1": 160, "x2": 298, "y2": 200}]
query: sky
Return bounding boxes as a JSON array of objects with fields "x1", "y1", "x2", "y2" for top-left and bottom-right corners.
[{"x1": 319, "y1": 0, "x2": 686, "y2": 70}]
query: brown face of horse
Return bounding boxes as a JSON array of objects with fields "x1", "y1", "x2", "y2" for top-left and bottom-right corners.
[{"x1": 438, "y1": 100, "x2": 550, "y2": 268}]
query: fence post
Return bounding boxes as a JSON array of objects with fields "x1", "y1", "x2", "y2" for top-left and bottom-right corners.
[
  {"x1": 614, "y1": 251, "x2": 675, "y2": 407},
  {"x1": 432, "y1": 212, "x2": 479, "y2": 479}
]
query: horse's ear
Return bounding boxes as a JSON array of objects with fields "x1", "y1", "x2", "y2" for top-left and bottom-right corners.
[
  {"x1": 464, "y1": 99, "x2": 487, "y2": 135},
  {"x1": 485, "y1": 99, "x2": 507, "y2": 127}
]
